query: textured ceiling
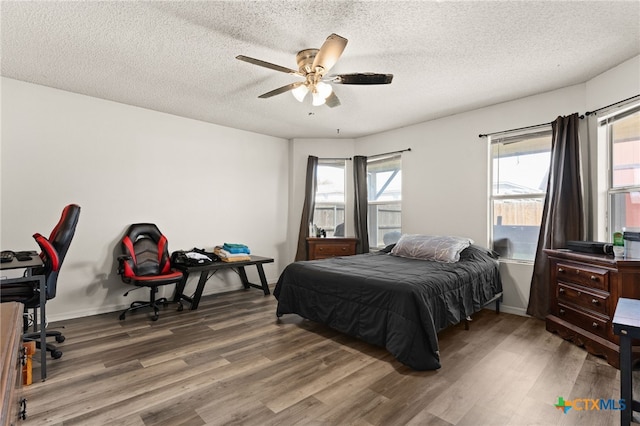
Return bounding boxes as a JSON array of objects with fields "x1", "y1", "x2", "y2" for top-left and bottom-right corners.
[{"x1": 2, "y1": 1, "x2": 639, "y2": 139}]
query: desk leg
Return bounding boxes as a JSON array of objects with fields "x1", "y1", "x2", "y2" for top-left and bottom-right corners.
[
  {"x1": 173, "y1": 273, "x2": 189, "y2": 303},
  {"x1": 256, "y1": 264, "x2": 270, "y2": 295},
  {"x1": 238, "y1": 265, "x2": 270, "y2": 295},
  {"x1": 238, "y1": 267, "x2": 250, "y2": 290},
  {"x1": 191, "y1": 271, "x2": 209, "y2": 310},
  {"x1": 620, "y1": 334, "x2": 632, "y2": 426},
  {"x1": 37, "y1": 275, "x2": 46, "y2": 381}
]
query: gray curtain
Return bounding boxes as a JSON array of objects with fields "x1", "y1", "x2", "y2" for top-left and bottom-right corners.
[
  {"x1": 294, "y1": 156, "x2": 318, "y2": 261},
  {"x1": 353, "y1": 155, "x2": 369, "y2": 253},
  {"x1": 527, "y1": 113, "x2": 585, "y2": 319}
]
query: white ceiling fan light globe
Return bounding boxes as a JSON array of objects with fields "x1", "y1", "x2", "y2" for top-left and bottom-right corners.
[
  {"x1": 312, "y1": 90, "x2": 326, "y2": 106},
  {"x1": 315, "y1": 81, "x2": 333, "y2": 99},
  {"x1": 291, "y1": 84, "x2": 309, "y2": 102}
]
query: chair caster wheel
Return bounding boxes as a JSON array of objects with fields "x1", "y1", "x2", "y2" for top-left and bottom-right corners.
[
  {"x1": 119, "y1": 313, "x2": 126, "y2": 320},
  {"x1": 55, "y1": 335, "x2": 65, "y2": 343},
  {"x1": 177, "y1": 304, "x2": 184, "y2": 312},
  {"x1": 51, "y1": 350, "x2": 63, "y2": 359},
  {"x1": 151, "y1": 314, "x2": 159, "y2": 321}
]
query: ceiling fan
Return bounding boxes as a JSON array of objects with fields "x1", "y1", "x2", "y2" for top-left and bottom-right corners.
[{"x1": 236, "y1": 33, "x2": 393, "y2": 108}]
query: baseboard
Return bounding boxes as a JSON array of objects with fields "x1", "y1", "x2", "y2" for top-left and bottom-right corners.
[
  {"x1": 46, "y1": 282, "x2": 272, "y2": 323},
  {"x1": 497, "y1": 304, "x2": 529, "y2": 317}
]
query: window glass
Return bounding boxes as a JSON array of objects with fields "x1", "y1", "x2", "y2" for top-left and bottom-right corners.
[
  {"x1": 368, "y1": 154, "x2": 401, "y2": 248},
  {"x1": 611, "y1": 109, "x2": 640, "y2": 188},
  {"x1": 490, "y1": 130, "x2": 552, "y2": 261},
  {"x1": 314, "y1": 160, "x2": 345, "y2": 237},
  {"x1": 606, "y1": 106, "x2": 640, "y2": 234}
]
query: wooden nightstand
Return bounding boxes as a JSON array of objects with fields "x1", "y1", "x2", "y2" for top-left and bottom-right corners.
[{"x1": 307, "y1": 237, "x2": 358, "y2": 260}]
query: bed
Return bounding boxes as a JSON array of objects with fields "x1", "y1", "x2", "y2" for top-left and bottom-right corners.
[{"x1": 274, "y1": 237, "x2": 503, "y2": 370}]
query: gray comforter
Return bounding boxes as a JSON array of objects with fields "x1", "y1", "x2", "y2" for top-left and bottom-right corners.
[{"x1": 273, "y1": 245, "x2": 503, "y2": 370}]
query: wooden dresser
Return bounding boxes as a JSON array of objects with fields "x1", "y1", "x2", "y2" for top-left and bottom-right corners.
[
  {"x1": 1, "y1": 302, "x2": 26, "y2": 425},
  {"x1": 307, "y1": 237, "x2": 358, "y2": 260},
  {"x1": 545, "y1": 249, "x2": 640, "y2": 368}
]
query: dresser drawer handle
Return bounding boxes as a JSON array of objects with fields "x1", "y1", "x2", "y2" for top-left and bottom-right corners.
[
  {"x1": 20, "y1": 346, "x2": 27, "y2": 366},
  {"x1": 341, "y1": 247, "x2": 346, "y2": 251},
  {"x1": 318, "y1": 247, "x2": 324, "y2": 251},
  {"x1": 559, "y1": 308, "x2": 565, "y2": 315},
  {"x1": 592, "y1": 299, "x2": 599, "y2": 305},
  {"x1": 576, "y1": 291, "x2": 582, "y2": 296},
  {"x1": 558, "y1": 268, "x2": 565, "y2": 273},
  {"x1": 592, "y1": 322, "x2": 599, "y2": 329},
  {"x1": 19, "y1": 397, "x2": 27, "y2": 420},
  {"x1": 590, "y1": 275, "x2": 598, "y2": 281},
  {"x1": 559, "y1": 288, "x2": 565, "y2": 294}
]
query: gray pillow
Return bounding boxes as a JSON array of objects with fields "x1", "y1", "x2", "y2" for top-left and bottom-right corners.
[{"x1": 391, "y1": 234, "x2": 473, "y2": 263}]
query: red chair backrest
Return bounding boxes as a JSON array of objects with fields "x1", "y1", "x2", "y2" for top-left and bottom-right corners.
[
  {"x1": 121, "y1": 223, "x2": 172, "y2": 278},
  {"x1": 32, "y1": 204, "x2": 81, "y2": 299}
]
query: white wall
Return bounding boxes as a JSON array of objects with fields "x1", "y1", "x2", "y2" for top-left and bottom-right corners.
[
  {"x1": 355, "y1": 55, "x2": 640, "y2": 316},
  {"x1": 1, "y1": 77, "x2": 289, "y2": 321}
]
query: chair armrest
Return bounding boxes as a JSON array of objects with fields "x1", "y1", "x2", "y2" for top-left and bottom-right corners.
[{"x1": 32, "y1": 233, "x2": 60, "y2": 271}]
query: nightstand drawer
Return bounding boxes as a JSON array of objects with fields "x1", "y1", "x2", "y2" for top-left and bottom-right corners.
[
  {"x1": 556, "y1": 262, "x2": 609, "y2": 291},
  {"x1": 557, "y1": 303, "x2": 610, "y2": 339},
  {"x1": 315, "y1": 243, "x2": 353, "y2": 256},
  {"x1": 557, "y1": 282, "x2": 609, "y2": 316},
  {"x1": 307, "y1": 238, "x2": 358, "y2": 260}
]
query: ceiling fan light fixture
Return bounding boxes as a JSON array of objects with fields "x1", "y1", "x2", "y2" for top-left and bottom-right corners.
[
  {"x1": 315, "y1": 81, "x2": 333, "y2": 99},
  {"x1": 312, "y1": 90, "x2": 326, "y2": 106},
  {"x1": 291, "y1": 84, "x2": 309, "y2": 102}
]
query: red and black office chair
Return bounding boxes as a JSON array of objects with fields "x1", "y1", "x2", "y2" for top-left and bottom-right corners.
[
  {"x1": 1, "y1": 204, "x2": 81, "y2": 359},
  {"x1": 117, "y1": 223, "x2": 184, "y2": 321}
]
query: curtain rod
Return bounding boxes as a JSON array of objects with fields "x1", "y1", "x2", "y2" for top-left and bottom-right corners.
[
  {"x1": 581, "y1": 94, "x2": 640, "y2": 118},
  {"x1": 367, "y1": 148, "x2": 412, "y2": 159},
  {"x1": 318, "y1": 157, "x2": 352, "y2": 161},
  {"x1": 479, "y1": 122, "x2": 552, "y2": 138}
]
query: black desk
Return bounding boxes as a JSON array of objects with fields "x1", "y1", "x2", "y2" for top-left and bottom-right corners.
[
  {"x1": 613, "y1": 298, "x2": 640, "y2": 426},
  {"x1": 0, "y1": 255, "x2": 48, "y2": 381},
  {"x1": 172, "y1": 255, "x2": 274, "y2": 310}
]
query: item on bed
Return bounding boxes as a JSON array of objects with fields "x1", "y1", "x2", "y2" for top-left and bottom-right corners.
[
  {"x1": 390, "y1": 234, "x2": 473, "y2": 262},
  {"x1": 274, "y1": 243, "x2": 502, "y2": 370}
]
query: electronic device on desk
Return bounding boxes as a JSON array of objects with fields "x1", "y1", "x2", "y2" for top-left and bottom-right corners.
[
  {"x1": 0, "y1": 250, "x2": 37, "y2": 263},
  {"x1": 566, "y1": 241, "x2": 613, "y2": 255},
  {"x1": 1, "y1": 250, "x2": 14, "y2": 263}
]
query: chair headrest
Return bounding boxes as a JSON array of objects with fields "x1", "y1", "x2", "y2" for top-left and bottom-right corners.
[{"x1": 124, "y1": 223, "x2": 164, "y2": 243}]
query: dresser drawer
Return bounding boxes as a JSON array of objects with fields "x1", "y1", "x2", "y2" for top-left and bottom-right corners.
[
  {"x1": 314, "y1": 243, "x2": 354, "y2": 257},
  {"x1": 307, "y1": 238, "x2": 358, "y2": 260},
  {"x1": 557, "y1": 303, "x2": 610, "y2": 339},
  {"x1": 556, "y1": 262, "x2": 609, "y2": 291},
  {"x1": 557, "y1": 282, "x2": 609, "y2": 316}
]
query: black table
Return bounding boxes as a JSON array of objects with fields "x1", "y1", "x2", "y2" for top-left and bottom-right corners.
[
  {"x1": 613, "y1": 297, "x2": 640, "y2": 426},
  {"x1": 172, "y1": 255, "x2": 274, "y2": 310},
  {"x1": 0, "y1": 254, "x2": 48, "y2": 381}
]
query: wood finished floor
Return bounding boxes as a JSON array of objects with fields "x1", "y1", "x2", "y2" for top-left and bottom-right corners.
[{"x1": 22, "y1": 286, "x2": 639, "y2": 426}]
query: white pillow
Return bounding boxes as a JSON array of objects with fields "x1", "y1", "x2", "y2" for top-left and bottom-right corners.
[{"x1": 390, "y1": 234, "x2": 473, "y2": 263}]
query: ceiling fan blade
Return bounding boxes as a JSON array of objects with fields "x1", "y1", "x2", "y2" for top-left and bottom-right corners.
[
  {"x1": 236, "y1": 55, "x2": 300, "y2": 75},
  {"x1": 325, "y1": 91, "x2": 341, "y2": 108},
  {"x1": 258, "y1": 82, "x2": 303, "y2": 98},
  {"x1": 331, "y1": 73, "x2": 393, "y2": 85},
  {"x1": 311, "y1": 34, "x2": 348, "y2": 74}
]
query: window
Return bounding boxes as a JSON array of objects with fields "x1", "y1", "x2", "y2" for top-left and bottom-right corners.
[
  {"x1": 490, "y1": 129, "x2": 552, "y2": 261},
  {"x1": 368, "y1": 154, "x2": 401, "y2": 248},
  {"x1": 314, "y1": 159, "x2": 346, "y2": 237},
  {"x1": 605, "y1": 105, "x2": 640, "y2": 236}
]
